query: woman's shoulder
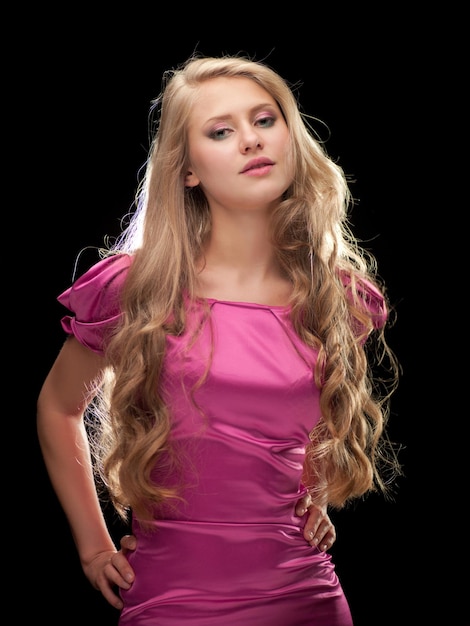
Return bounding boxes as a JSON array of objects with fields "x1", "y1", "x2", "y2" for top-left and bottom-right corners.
[
  {"x1": 339, "y1": 268, "x2": 388, "y2": 330},
  {"x1": 57, "y1": 253, "x2": 134, "y2": 354},
  {"x1": 58, "y1": 252, "x2": 133, "y2": 310},
  {"x1": 71, "y1": 251, "x2": 133, "y2": 288}
]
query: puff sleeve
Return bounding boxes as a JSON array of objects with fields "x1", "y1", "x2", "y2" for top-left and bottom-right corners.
[
  {"x1": 355, "y1": 277, "x2": 388, "y2": 330},
  {"x1": 340, "y1": 271, "x2": 388, "y2": 342},
  {"x1": 57, "y1": 253, "x2": 133, "y2": 355}
]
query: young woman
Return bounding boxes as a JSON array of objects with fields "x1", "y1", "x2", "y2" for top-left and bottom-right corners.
[{"x1": 37, "y1": 54, "x2": 401, "y2": 625}]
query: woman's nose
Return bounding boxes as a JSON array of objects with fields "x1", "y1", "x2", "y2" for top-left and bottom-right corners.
[{"x1": 240, "y1": 129, "x2": 263, "y2": 152}]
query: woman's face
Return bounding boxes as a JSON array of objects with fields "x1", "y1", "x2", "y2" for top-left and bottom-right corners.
[{"x1": 185, "y1": 76, "x2": 293, "y2": 214}]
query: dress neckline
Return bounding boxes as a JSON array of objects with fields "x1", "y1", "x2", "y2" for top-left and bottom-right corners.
[{"x1": 205, "y1": 297, "x2": 290, "y2": 311}]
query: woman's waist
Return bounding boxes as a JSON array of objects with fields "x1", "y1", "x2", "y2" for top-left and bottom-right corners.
[
  {"x1": 126, "y1": 520, "x2": 334, "y2": 600},
  {"x1": 132, "y1": 519, "x2": 313, "y2": 566},
  {"x1": 147, "y1": 481, "x2": 309, "y2": 524}
]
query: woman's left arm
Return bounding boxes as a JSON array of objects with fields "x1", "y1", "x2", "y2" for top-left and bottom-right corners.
[{"x1": 295, "y1": 495, "x2": 336, "y2": 551}]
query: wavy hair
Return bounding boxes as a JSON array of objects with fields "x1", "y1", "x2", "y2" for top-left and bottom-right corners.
[{"x1": 90, "y1": 54, "x2": 401, "y2": 523}]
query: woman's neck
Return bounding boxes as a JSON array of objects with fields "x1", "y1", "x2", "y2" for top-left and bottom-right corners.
[{"x1": 196, "y1": 234, "x2": 291, "y2": 305}]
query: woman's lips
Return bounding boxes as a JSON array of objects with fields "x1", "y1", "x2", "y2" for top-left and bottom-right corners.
[
  {"x1": 241, "y1": 164, "x2": 274, "y2": 176},
  {"x1": 240, "y1": 158, "x2": 274, "y2": 175}
]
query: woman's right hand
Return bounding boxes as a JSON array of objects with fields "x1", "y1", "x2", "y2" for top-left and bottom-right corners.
[{"x1": 83, "y1": 535, "x2": 137, "y2": 610}]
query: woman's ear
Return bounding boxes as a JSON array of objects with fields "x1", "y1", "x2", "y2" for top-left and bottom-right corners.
[{"x1": 184, "y1": 170, "x2": 200, "y2": 188}]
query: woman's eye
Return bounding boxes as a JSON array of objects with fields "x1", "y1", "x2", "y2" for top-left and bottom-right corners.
[
  {"x1": 256, "y1": 116, "x2": 275, "y2": 128},
  {"x1": 209, "y1": 127, "x2": 231, "y2": 140},
  {"x1": 208, "y1": 115, "x2": 275, "y2": 140}
]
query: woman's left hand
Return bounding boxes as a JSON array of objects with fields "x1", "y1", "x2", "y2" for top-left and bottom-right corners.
[{"x1": 295, "y1": 494, "x2": 336, "y2": 551}]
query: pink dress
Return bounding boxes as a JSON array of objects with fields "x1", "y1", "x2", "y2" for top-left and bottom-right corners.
[{"x1": 58, "y1": 253, "x2": 386, "y2": 626}]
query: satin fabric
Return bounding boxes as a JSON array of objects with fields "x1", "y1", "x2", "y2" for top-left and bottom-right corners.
[{"x1": 57, "y1": 253, "x2": 377, "y2": 625}]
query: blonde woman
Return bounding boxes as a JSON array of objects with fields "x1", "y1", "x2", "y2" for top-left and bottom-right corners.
[{"x1": 37, "y1": 54, "x2": 401, "y2": 625}]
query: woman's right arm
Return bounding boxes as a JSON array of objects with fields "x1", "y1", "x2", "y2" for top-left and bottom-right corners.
[{"x1": 37, "y1": 335, "x2": 135, "y2": 609}]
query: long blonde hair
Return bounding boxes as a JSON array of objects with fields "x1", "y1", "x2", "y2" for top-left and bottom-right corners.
[{"x1": 91, "y1": 54, "x2": 401, "y2": 523}]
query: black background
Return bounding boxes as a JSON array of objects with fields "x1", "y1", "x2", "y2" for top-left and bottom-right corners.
[{"x1": 23, "y1": 9, "x2": 468, "y2": 626}]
